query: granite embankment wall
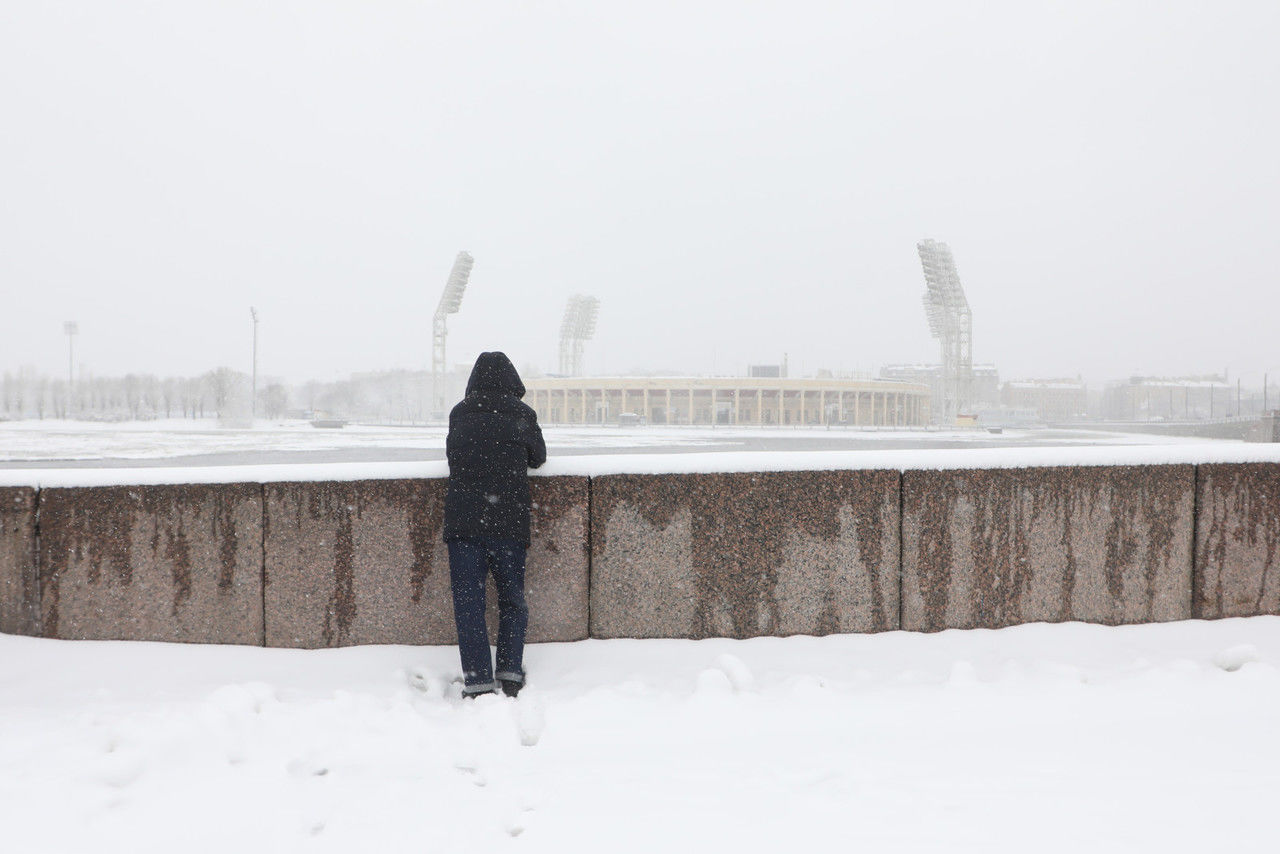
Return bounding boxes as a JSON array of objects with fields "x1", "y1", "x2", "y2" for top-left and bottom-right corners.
[{"x1": 2, "y1": 463, "x2": 1278, "y2": 645}]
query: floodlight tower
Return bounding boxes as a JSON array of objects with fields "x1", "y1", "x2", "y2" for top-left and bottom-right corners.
[
  {"x1": 557, "y1": 295, "x2": 600, "y2": 376},
  {"x1": 432, "y1": 251, "x2": 474, "y2": 415},
  {"x1": 63, "y1": 321, "x2": 78, "y2": 415},
  {"x1": 249, "y1": 307, "x2": 259, "y2": 420},
  {"x1": 917, "y1": 239, "x2": 973, "y2": 424}
]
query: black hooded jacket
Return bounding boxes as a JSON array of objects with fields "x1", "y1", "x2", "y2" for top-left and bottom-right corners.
[{"x1": 443, "y1": 352, "x2": 547, "y2": 545}]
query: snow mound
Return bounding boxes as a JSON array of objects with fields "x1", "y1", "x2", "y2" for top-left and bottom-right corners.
[{"x1": 1213, "y1": 643, "x2": 1261, "y2": 672}]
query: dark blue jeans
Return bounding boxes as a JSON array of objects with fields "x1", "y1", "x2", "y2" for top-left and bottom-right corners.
[{"x1": 447, "y1": 537, "x2": 528, "y2": 694}]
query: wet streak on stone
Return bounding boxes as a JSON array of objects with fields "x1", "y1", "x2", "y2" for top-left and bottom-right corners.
[
  {"x1": 406, "y1": 480, "x2": 444, "y2": 605},
  {"x1": 39, "y1": 487, "x2": 138, "y2": 637},
  {"x1": 1198, "y1": 467, "x2": 1228, "y2": 614},
  {"x1": 37, "y1": 483, "x2": 263, "y2": 643},
  {"x1": 592, "y1": 470, "x2": 898, "y2": 639},
  {"x1": 323, "y1": 506, "x2": 357, "y2": 646},
  {"x1": 259, "y1": 483, "x2": 268, "y2": 645},
  {"x1": 265, "y1": 478, "x2": 451, "y2": 647},
  {"x1": 529, "y1": 477, "x2": 577, "y2": 537},
  {"x1": 815, "y1": 584, "x2": 839, "y2": 637},
  {"x1": 903, "y1": 465, "x2": 1193, "y2": 631},
  {"x1": 585, "y1": 474, "x2": 594, "y2": 633},
  {"x1": 856, "y1": 473, "x2": 896, "y2": 631},
  {"x1": 1102, "y1": 506, "x2": 1135, "y2": 606},
  {"x1": 910, "y1": 476, "x2": 953, "y2": 628},
  {"x1": 285, "y1": 481, "x2": 361, "y2": 647},
  {"x1": 0, "y1": 487, "x2": 40, "y2": 637},
  {"x1": 1194, "y1": 463, "x2": 1280, "y2": 618},
  {"x1": 37, "y1": 494, "x2": 61, "y2": 637},
  {"x1": 214, "y1": 493, "x2": 239, "y2": 591},
  {"x1": 165, "y1": 515, "x2": 192, "y2": 616},
  {"x1": 1059, "y1": 487, "x2": 1078, "y2": 622},
  {"x1": 525, "y1": 476, "x2": 591, "y2": 642}
]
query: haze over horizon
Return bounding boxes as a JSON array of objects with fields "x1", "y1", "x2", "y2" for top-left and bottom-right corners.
[{"x1": 3, "y1": 2, "x2": 1278, "y2": 389}]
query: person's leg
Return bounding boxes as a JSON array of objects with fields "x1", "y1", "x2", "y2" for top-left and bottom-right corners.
[
  {"x1": 447, "y1": 538, "x2": 496, "y2": 695},
  {"x1": 489, "y1": 538, "x2": 528, "y2": 693}
]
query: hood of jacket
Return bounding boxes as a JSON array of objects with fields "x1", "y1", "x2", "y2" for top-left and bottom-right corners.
[{"x1": 464, "y1": 351, "x2": 526, "y2": 398}]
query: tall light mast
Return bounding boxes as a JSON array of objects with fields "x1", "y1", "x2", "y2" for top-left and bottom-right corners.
[
  {"x1": 432, "y1": 251, "x2": 474, "y2": 416},
  {"x1": 249, "y1": 307, "x2": 259, "y2": 420},
  {"x1": 917, "y1": 239, "x2": 973, "y2": 424},
  {"x1": 557, "y1": 295, "x2": 600, "y2": 376},
  {"x1": 63, "y1": 321, "x2": 78, "y2": 415}
]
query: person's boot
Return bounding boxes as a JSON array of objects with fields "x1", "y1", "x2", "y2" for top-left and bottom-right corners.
[
  {"x1": 462, "y1": 680, "x2": 498, "y2": 699},
  {"x1": 497, "y1": 673, "x2": 524, "y2": 697}
]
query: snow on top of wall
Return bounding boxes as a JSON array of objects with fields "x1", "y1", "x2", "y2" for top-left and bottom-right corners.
[
  {"x1": 3, "y1": 443, "x2": 1280, "y2": 488},
  {"x1": 0, "y1": 461, "x2": 450, "y2": 489}
]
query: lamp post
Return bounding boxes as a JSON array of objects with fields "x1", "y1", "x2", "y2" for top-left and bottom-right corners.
[
  {"x1": 250, "y1": 307, "x2": 259, "y2": 420},
  {"x1": 1227, "y1": 367, "x2": 1280, "y2": 417},
  {"x1": 63, "y1": 321, "x2": 78, "y2": 416},
  {"x1": 1260, "y1": 365, "x2": 1280, "y2": 414}
]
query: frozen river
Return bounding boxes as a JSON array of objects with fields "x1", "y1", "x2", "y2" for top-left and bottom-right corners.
[{"x1": 0, "y1": 419, "x2": 1229, "y2": 469}]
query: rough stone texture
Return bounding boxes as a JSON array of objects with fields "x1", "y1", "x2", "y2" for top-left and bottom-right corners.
[
  {"x1": 0, "y1": 487, "x2": 39, "y2": 636},
  {"x1": 526, "y1": 477, "x2": 591, "y2": 641},
  {"x1": 1195, "y1": 463, "x2": 1280, "y2": 618},
  {"x1": 590, "y1": 470, "x2": 900, "y2": 639},
  {"x1": 902, "y1": 465, "x2": 1194, "y2": 631},
  {"x1": 264, "y1": 477, "x2": 588, "y2": 648},
  {"x1": 38, "y1": 484, "x2": 264, "y2": 644}
]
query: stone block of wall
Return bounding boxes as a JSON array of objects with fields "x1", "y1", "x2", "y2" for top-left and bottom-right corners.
[
  {"x1": 590, "y1": 470, "x2": 900, "y2": 639},
  {"x1": 1195, "y1": 463, "x2": 1280, "y2": 618},
  {"x1": 38, "y1": 484, "x2": 264, "y2": 644},
  {"x1": 902, "y1": 465, "x2": 1194, "y2": 631},
  {"x1": 264, "y1": 477, "x2": 588, "y2": 648},
  {"x1": 0, "y1": 487, "x2": 39, "y2": 636}
]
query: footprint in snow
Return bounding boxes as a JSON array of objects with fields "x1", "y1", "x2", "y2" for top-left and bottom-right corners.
[
  {"x1": 93, "y1": 749, "x2": 145, "y2": 788},
  {"x1": 1213, "y1": 644, "x2": 1261, "y2": 672},
  {"x1": 287, "y1": 758, "x2": 331, "y2": 778},
  {"x1": 205, "y1": 682, "x2": 277, "y2": 716},
  {"x1": 406, "y1": 666, "x2": 445, "y2": 699},
  {"x1": 695, "y1": 668, "x2": 734, "y2": 696},
  {"x1": 714, "y1": 653, "x2": 755, "y2": 692},
  {"x1": 454, "y1": 762, "x2": 487, "y2": 787},
  {"x1": 514, "y1": 690, "x2": 546, "y2": 747},
  {"x1": 948, "y1": 660, "x2": 979, "y2": 686},
  {"x1": 505, "y1": 806, "x2": 536, "y2": 837}
]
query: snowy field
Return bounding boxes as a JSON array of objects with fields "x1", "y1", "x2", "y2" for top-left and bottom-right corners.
[
  {"x1": 0, "y1": 418, "x2": 1229, "y2": 466},
  {"x1": 2, "y1": 619, "x2": 1278, "y2": 853}
]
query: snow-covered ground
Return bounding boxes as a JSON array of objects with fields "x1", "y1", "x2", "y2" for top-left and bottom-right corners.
[
  {"x1": 0, "y1": 419, "x2": 453, "y2": 461},
  {"x1": 0, "y1": 418, "x2": 1226, "y2": 463},
  {"x1": 2, "y1": 618, "x2": 1278, "y2": 852}
]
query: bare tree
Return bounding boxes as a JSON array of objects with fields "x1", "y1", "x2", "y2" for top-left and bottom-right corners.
[
  {"x1": 262, "y1": 383, "x2": 289, "y2": 419},
  {"x1": 203, "y1": 367, "x2": 249, "y2": 420}
]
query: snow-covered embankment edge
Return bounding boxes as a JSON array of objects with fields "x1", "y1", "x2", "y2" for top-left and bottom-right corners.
[{"x1": 4, "y1": 442, "x2": 1280, "y2": 488}]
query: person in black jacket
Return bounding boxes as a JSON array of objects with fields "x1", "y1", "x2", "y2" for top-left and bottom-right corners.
[{"x1": 444, "y1": 352, "x2": 546, "y2": 698}]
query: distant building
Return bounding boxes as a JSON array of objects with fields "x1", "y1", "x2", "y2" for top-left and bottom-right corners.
[
  {"x1": 1103, "y1": 375, "x2": 1230, "y2": 421},
  {"x1": 1001, "y1": 378, "x2": 1088, "y2": 422},
  {"x1": 523, "y1": 375, "x2": 930, "y2": 426},
  {"x1": 879, "y1": 363, "x2": 1000, "y2": 423}
]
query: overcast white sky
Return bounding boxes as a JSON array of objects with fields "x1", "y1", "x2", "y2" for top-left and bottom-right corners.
[{"x1": 2, "y1": 1, "x2": 1278, "y2": 387}]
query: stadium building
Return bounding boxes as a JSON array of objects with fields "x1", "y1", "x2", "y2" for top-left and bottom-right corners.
[{"x1": 523, "y1": 375, "x2": 930, "y2": 426}]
